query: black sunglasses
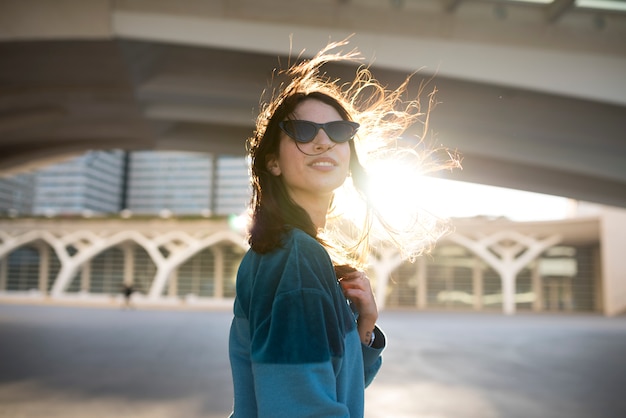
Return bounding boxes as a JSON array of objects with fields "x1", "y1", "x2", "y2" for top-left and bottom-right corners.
[{"x1": 279, "y1": 120, "x2": 359, "y2": 143}]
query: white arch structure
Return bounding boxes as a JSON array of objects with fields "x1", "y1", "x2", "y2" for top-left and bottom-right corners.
[
  {"x1": 369, "y1": 246, "x2": 405, "y2": 311},
  {"x1": 447, "y1": 230, "x2": 562, "y2": 315},
  {"x1": 3, "y1": 217, "x2": 611, "y2": 314},
  {"x1": 0, "y1": 226, "x2": 563, "y2": 312},
  {"x1": 0, "y1": 227, "x2": 249, "y2": 301},
  {"x1": 146, "y1": 230, "x2": 249, "y2": 300}
]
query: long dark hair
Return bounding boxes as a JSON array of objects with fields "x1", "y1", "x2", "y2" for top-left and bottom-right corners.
[{"x1": 246, "y1": 40, "x2": 460, "y2": 266}]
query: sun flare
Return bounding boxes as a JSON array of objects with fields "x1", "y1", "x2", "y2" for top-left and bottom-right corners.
[
  {"x1": 365, "y1": 159, "x2": 440, "y2": 231},
  {"x1": 331, "y1": 156, "x2": 448, "y2": 260}
]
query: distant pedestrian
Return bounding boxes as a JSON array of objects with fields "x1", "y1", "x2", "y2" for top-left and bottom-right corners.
[{"x1": 121, "y1": 283, "x2": 135, "y2": 309}]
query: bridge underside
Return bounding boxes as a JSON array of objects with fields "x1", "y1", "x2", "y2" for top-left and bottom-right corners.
[{"x1": 1, "y1": 0, "x2": 625, "y2": 207}]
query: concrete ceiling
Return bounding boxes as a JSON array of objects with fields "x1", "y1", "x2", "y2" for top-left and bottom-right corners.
[{"x1": 0, "y1": 0, "x2": 625, "y2": 207}]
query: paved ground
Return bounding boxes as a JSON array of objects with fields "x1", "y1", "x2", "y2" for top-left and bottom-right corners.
[{"x1": 0, "y1": 304, "x2": 625, "y2": 418}]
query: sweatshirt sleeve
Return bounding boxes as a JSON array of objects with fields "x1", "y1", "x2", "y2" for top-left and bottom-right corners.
[{"x1": 362, "y1": 325, "x2": 386, "y2": 387}]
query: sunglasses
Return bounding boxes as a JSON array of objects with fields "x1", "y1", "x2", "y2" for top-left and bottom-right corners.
[{"x1": 279, "y1": 120, "x2": 359, "y2": 144}]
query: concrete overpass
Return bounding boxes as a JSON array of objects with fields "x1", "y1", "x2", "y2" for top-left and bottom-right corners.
[{"x1": 1, "y1": 0, "x2": 625, "y2": 207}]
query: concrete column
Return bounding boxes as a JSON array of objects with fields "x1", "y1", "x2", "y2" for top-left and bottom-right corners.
[
  {"x1": 531, "y1": 261, "x2": 543, "y2": 312},
  {"x1": 39, "y1": 244, "x2": 50, "y2": 294},
  {"x1": 371, "y1": 247, "x2": 404, "y2": 311},
  {"x1": 213, "y1": 246, "x2": 224, "y2": 298},
  {"x1": 81, "y1": 262, "x2": 91, "y2": 292},
  {"x1": 599, "y1": 206, "x2": 626, "y2": 316},
  {"x1": 472, "y1": 259, "x2": 483, "y2": 311},
  {"x1": 168, "y1": 269, "x2": 178, "y2": 297},
  {"x1": 123, "y1": 244, "x2": 134, "y2": 286},
  {"x1": 501, "y1": 271, "x2": 516, "y2": 315},
  {"x1": 150, "y1": 267, "x2": 172, "y2": 300},
  {"x1": 416, "y1": 257, "x2": 427, "y2": 310}
]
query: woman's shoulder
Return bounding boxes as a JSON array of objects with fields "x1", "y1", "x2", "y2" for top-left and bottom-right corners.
[
  {"x1": 236, "y1": 228, "x2": 345, "y2": 324},
  {"x1": 284, "y1": 229, "x2": 336, "y2": 284},
  {"x1": 285, "y1": 228, "x2": 337, "y2": 269},
  {"x1": 284, "y1": 227, "x2": 324, "y2": 251},
  {"x1": 242, "y1": 228, "x2": 335, "y2": 288}
]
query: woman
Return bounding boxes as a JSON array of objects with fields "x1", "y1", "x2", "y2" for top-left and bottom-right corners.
[{"x1": 229, "y1": 41, "x2": 457, "y2": 417}]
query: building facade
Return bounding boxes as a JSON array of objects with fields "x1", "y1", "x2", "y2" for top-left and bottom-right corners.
[
  {"x1": 0, "y1": 215, "x2": 617, "y2": 315},
  {"x1": 126, "y1": 151, "x2": 249, "y2": 217},
  {"x1": 32, "y1": 150, "x2": 125, "y2": 216},
  {"x1": 3, "y1": 150, "x2": 250, "y2": 218},
  {"x1": 0, "y1": 172, "x2": 36, "y2": 216},
  {"x1": 127, "y1": 151, "x2": 214, "y2": 216}
]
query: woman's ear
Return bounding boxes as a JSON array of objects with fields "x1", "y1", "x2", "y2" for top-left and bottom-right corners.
[{"x1": 266, "y1": 154, "x2": 281, "y2": 176}]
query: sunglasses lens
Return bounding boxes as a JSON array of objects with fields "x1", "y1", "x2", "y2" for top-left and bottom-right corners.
[
  {"x1": 281, "y1": 120, "x2": 318, "y2": 143},
  {"x1": 326, "y1": 121, "x2": 358, "y2": 143},
  {"x1": 280, "y1": 120, "x2": 359, "y2": 143}
]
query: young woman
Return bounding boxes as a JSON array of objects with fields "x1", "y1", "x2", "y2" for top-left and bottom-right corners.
[{"x1": 229, "y1": 41, "x2": 457, "y2": 417}]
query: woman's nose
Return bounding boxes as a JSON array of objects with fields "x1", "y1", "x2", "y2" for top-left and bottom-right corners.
[{"x1": 312, "y1": 128, "x2": 334, "y2": 149}]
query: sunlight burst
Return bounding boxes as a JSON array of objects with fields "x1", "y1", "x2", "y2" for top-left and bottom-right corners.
[
  {"x1": 331, "y1": 156, "x2": 449, "y2": 261},
  {"x1": 365, "y1": 159, "x2": 441, "y2": 233}
]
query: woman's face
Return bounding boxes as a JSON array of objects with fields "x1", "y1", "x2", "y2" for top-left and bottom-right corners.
[{"x1": 266, "y1": 98, "x2": 351, "y2": 205}]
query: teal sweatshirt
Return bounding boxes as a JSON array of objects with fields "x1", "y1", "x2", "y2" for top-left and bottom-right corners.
[{"x1": 229, "y1": 228, "x2": 385, "y2": 418}]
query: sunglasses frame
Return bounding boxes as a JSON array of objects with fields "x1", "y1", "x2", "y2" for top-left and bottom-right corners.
[{"x1": 279, "y1": 120, "x2": 360, "y2": 144}]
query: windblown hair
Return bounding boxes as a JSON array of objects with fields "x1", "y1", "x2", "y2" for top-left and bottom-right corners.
[{"x1": 247, "y1": 39, "x2": 460, "y2": 268}]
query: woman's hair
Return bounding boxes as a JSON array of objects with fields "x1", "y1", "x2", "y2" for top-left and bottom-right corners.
[
  {"x1": 247, "y1": 39, "x2": 460, "y2": 267},
  {"x1": 247, "y1": 90, "x2": 356, "y2": 253}
]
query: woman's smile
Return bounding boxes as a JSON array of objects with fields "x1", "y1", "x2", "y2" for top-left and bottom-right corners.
[{"x1": 309, "y1": 157, "x2": 338, "y2": 170}]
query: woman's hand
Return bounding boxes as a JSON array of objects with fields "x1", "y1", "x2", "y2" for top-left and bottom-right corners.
[{"x1": 338, "y1": 269, "x2": 378, "y2": 346}]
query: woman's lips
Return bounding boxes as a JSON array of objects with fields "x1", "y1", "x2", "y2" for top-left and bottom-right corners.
[{"x1": 309, "y1": 157, "x2": 337, "y2": 168}]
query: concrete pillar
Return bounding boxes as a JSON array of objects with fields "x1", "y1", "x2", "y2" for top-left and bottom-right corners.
[
  {"x1": 213, "y1": 246, "x2": 224, "y2": 298},
  {"x1": 472, "y1": 259, "x2": 483, "y2": 311},
  {"x1": 599, "y1": 206, "x2": 626, "y2": 316},
  {"x1": 51, "y1": 265, "x2": 72, "y2": 297},
  {"x1": 39, "y1": 244, "x2": 50, "y2": 294},
  {"x1": 416, "y1": 257, "x2": 427, "y2": 310},
  {"x1": 531, "y1": 261, "x2": 543, "y2": 312},
  {"x1": 150, "y1": 266, "x2": 173, "y2": 300},
  {"x1": 371, "y1": 247, "x2": 403, "y2": 311},
  {"x1": 123, "y1": 244, "x2": 134, "y2": 286},
  {"x1": 501, "y1": 271, "x2": 517, "y2": 315},
  {"x1": 168, "y1": 269, "x2": 178, "y2": 297}
]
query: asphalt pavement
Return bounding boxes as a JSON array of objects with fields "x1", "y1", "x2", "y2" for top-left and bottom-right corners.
[{"x1": 0, "y1": 304, "x2": 625, "y2": 418}]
